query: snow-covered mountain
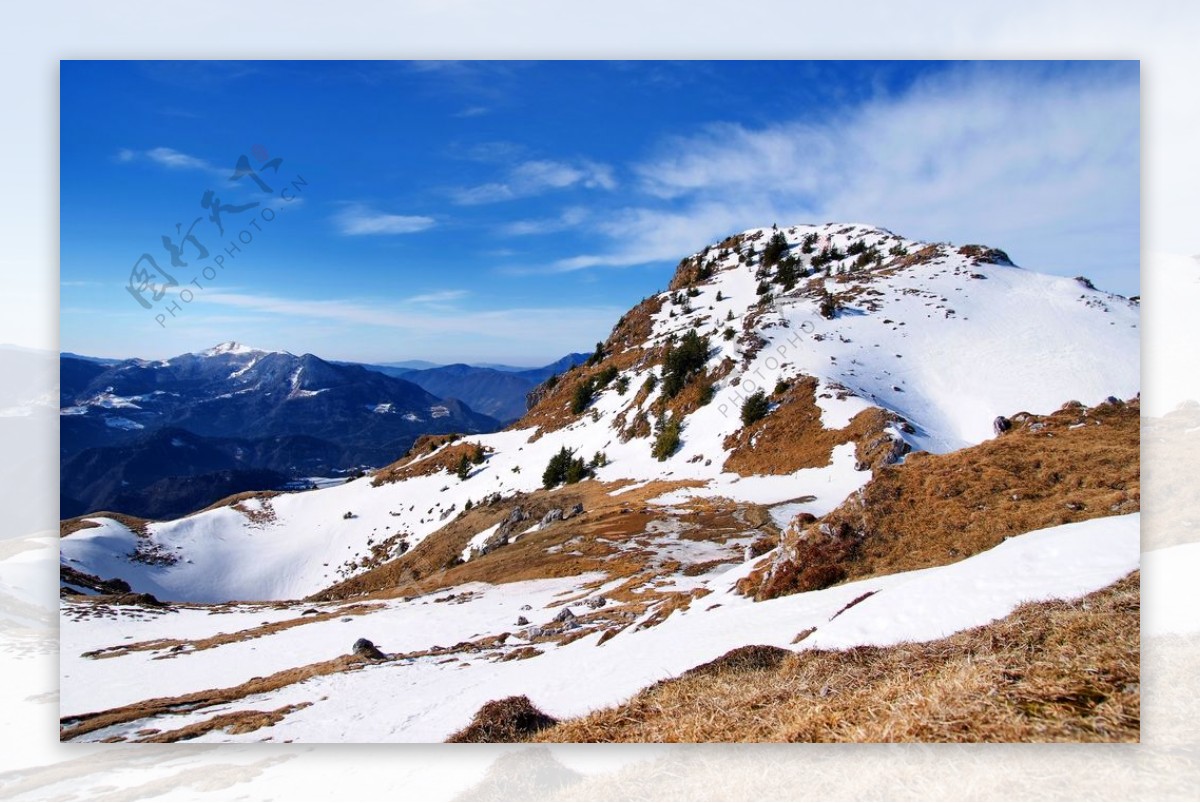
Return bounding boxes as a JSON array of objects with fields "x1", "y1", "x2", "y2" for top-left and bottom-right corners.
[
  {"x1": 58, "y1": 222, "x2": 1141, "y2": 743},
  {"x1": 60, "y1": 344, "x2": 501, "y2": 518}
]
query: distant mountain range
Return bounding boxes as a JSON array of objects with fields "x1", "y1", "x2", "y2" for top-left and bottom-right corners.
[
  {"x1": 343, "y1": 353, "x2": 589, "y2": 423},
  {"x1": 60, "y1": 343, "x2": 505, "y2": 519},
  {"x1": 60, "y1": 344, "x2": 587, "y2": 519}
]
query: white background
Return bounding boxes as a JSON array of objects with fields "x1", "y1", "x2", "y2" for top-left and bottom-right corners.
[{"x1": 1, "y1": 1, "x2": 1195, "y2": 799}]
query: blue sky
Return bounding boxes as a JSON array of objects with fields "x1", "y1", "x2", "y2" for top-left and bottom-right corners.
[{"x1": 60, "y1": 60, "x2": 1139, "y2": 365}]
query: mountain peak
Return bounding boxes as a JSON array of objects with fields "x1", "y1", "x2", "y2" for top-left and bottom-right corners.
[{"x1": 199, "y1": 341, "x2": 261, "y2": 357}]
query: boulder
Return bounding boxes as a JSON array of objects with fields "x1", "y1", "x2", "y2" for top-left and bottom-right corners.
[
  {"x1": 352, "y1": 637, "x2": 386, "y2": 661},
  {"x1": 553, "y1": 607, "x2": 577, "y2": 623},
  {"x1": 993, "y1": 415, "x2": 1012, "y2": 436},
  {"x1": 541, "y1": 509, "x2": 564, "y2": 526},
  {"x1": 584, "y1": 596, "x2": 606, "y2": 610},
  {"x1": 516, "y1": 615, "x2": 530, "y2": 626}
]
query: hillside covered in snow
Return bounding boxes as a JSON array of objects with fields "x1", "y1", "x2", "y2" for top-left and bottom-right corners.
[{"x1": 58, "y1": 222, "x2": 1141, "y2": 743}]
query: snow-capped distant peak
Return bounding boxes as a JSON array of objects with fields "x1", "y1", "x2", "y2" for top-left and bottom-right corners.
[{"x1": 199, "y1": 341, "x2": 260, "y2": 357}]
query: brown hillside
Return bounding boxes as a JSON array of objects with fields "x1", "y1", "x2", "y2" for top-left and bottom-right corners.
[
  {"x1": 310, "y1": 478, "x2": 758, "y2": 603},
  {"x1": 372, "y1": 438, "x2": 486, "y2": 486},
  {"x1": 526, "y1": 572, "x2": 1139, "y2": 743},
  {"x1": 743, "y1": 397, "x2": 1139, "y2": 601},
  {"x1": 722, "y1": 376, "x2": 906, "y2": 476},
  {"x1": 60, "y1": 511, "x2": 152, "y2": 538}
]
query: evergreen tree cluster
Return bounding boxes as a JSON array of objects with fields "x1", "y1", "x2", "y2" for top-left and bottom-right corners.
[
  {"x1": 570, "y1": 379, "x2": 594, "y2": 414},
  {"x1": 542, "y1": 446, "x2": 589, "y2": 489},
  {"x1": 661, "y1": 329, "x2": 711, "y2": 398},
  {"x1": 762, "y1": 230, "x2": 790, "y2": 267},
  {"x1": 651, "y1": 414, "x2": 682, "y2": 461}
]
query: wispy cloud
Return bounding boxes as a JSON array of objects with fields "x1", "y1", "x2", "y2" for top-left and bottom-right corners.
[
  {"x1": 404, "y1": 289, "x2": 468, "y2": 306},
  {"x1": 145, "y1": 147, "x2": 212, "y2": 171},
  {"x1": 501, "y1": 207, "x2": 589, "y2": 237},
  {"x1": 115, "y1": 146, "x2": 223, "y2": 175},
  {"x1": 453, "y1": 159, "x2": 616, "y2": 205},
  {"x1": 200, "y1": 290, "x2": 621, "y2": 346},
  {"x1": 455, "y1": 106, "x2": 490, "y2": 118},
  {"x1": 555, "y1": 65, "x2": 1139, "y2": 290},
  {"x1": 332, "y1": 203, "x2": 436, "y2": 236},
  {"x1": 113, "y1": 146, "x2": 255, "y2": 189}
]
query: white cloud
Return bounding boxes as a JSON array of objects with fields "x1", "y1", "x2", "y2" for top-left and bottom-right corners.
[
  {"x1": 560, "y1": 65, "x2": 1140, "y2": 293},
  {"x1": 145, "y1": 147, "x2": 213, "y2": 171},
  {"x1": 404, "y1": 289, "x2": 468, "y2": 305},
  {"x1": 332, "y1": 204, "x2": 436, "y2": 235},
  {"x1": 199, "y1": 290, "x2": 621, "y2": 348},
  {"x1": 115, "y1": 147, "x2": 222, "y2": 175},
  {"x1": 501, "y1": 207, "x2": 589, "y2": 236},
  {"x1": 453, "y1": 159, "x2": 616, "y2": 204}
]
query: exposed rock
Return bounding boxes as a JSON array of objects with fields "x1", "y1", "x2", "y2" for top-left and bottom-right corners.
[
  {"x1": 564, "y1": 503, "x2": 585, "y2": 519},
  {"x1": 352, "y1": 637, "x2": 386, "y2": 660},
  {"x1": 59, "y1": 566, "x2": 132, "y2": 596},
  {"x1": 519, "y1": 604, "x2": 532, "y2": 611},
  {"x1": 516, "y1": 616, "x2": 529, "y2": 626},
  {"x1": 993, "y1": 415, "x2": 1012, "y2": 436},
  {"x1": 109, "y1": 592, "x2": 167, "y2": 608},
  {"x1": 541, "y1": 508, "x2": 563, "y2": 526},
  {"x1": 584, "y1": 596, "x2": 606, "y2": 610},
  {"x1": 479, "y1": 531, "x2": 509, "y2": 557},
  {"x1": 553, "y1": 607, "x2": 577, "y2": 623}
]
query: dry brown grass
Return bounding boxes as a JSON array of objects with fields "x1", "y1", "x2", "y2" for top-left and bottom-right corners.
[
  {"x1": 531, "y1": 572, "x2": 1139, "y2": 743},
  {"x1": 372, "y1": 439, "x2": 486, "y2": 486},
  {"x1": 518, "y1": 295, "x2": 663, "y2": 439},
  {"x1": 60, "y1": 511, "x2": 151, "y2": 538},
  {"x1": 74, "y1": 602, "x2": 382, "y2": 660},
  {"x1": 60, "y1": 653, "x2": 372, "y2": 742},
  {"x1": 134, "y1": 703, "x2": 312, "y2": 743},
  {"x1": 196, "y1": 489, "x2": 283, "y2": 515},
  {"x1": 446, "y1": 696, "x2": 559, "y2": 743},
  {"x1": 744, "y1": 397, "x2": 1139, "y2": 599},
  {"x1": 722, "y1": 376, "x2": 902, "y2": 476},
  {"x1": 312, "y1": 478, "x2": 721, "y2": 602}
]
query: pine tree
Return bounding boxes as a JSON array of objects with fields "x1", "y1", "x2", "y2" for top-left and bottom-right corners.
[
  {"x1": 741, "y1": 390, "x2": 769, "y2": 426},
  {"x1": 762, "y1": 230, "x2": 790, "y2": 267}
]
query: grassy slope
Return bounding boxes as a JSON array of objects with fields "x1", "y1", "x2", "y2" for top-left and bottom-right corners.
[{"x1": 530, "y1": 572, "x2": 1139, "y2": 743}]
